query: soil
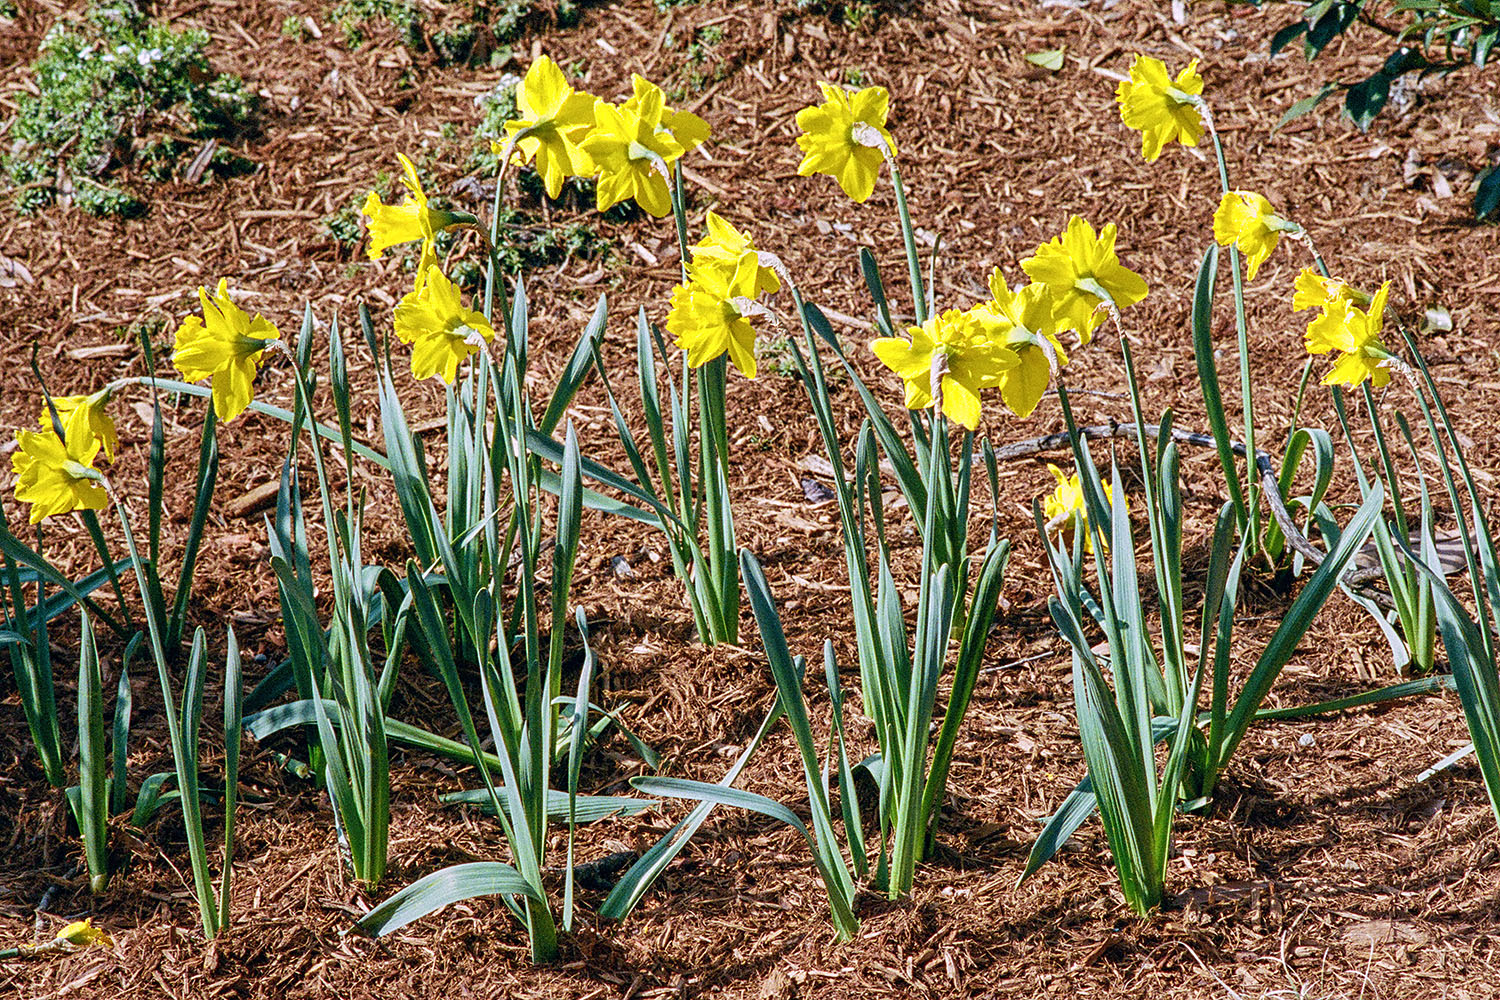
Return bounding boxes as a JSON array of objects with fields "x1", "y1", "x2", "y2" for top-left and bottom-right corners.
[{"x1": 3, "y1": 0, "x2": 1500, "y2": 997}]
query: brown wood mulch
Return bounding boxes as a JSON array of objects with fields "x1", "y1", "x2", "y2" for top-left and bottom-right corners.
[{"x1": 2, "y1": 0, "x2": 1500, "y2": 996}]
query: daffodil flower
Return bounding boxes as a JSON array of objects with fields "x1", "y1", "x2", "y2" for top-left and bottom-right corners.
[
  {"x1": 172, "y1": 278, "x2": 280, "y2": 422},
  {"x1": 55, "y1": 919, "x2": 112, "y2": 949},
  {"x1": 1021, "y1": 216, "x2": 1149, "y2": 343},
  {"x1": 1213, "y1": 190, "x2": 1301, "y2": 281},
  {"x1": 361, "y1": 153, "x2": 463, "y2": 262},
  {"x1": 1043, "y1": 463, "x2": 1125, "y2": 554},
  {"x1": 501, "y1": 55, "x2": 598, "y2": 199},
  {"x1": 1115, "y1": 54, "x2": 1204, "y2": 162},
  {"x1": 668, "y1": 253, "x2": 765, "y2": 378},
  {"x1": 795, "y1": 82, "x2": 896, "y2": 203},
  {"x1": 1306, "y1": 281, "x2": 1394, "y2": 389},
  {"x1": 393, "y1": 267, "x2": 496, "y2": 384},
  {"x1": 982, "y1": 270, "x2": 1067, "y2": 418},
  {"x1": 621, "y1": 75, "x2": 710, "y2": 155},
  {"x1": 42, "y1": 388, "x2": 117, "y2": 462},
  {"x1": 11, "y1": 407, "x2": 108, "y2": 523},
  {"x1": 870, "y1": 308, "x2": 1019, "y2": 431},
  {"x1": 582, "y1": 82, "x2": 686, "y2": 218},
  {"x1": 1292, "y1": 267, "x2": 1368, "y2": 313},
  {"x1": 690, "y1": 211, "x2": 780, "y2": 296}
]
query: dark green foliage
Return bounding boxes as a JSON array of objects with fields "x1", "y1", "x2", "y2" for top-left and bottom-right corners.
[
  {"x1": 334, "y1": 0, "x2": 590, "y2": 65},
  {"x1": 1254, "y1": 0, "x2": 1499, "y2": 219},
  {"x1": 3, "y1": 1, "x2": 255, "y2": 217}
]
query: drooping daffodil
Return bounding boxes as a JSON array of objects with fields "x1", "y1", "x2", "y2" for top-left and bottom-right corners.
[
  {"x1": 392, "y1": 268, "x2": 496, "y2": 384},
  {"x1": 500, "y1": 55, "x2": 598, "y2": 199},
  {"x1": 979, "y1": 270, "x2": 1067, "y2": 419},
  {"x1": 172, "y1": 278, "x2": 280, "y2": 422},
  {"x1": 1305, "y1": 281, "x2": 1395, "y2": 389},
  {"x1": 621, "y1": 74, "x2": 710, "y2": 155},
  {"x1": 582, "y1": 80, "x2": 687, "y2": 218},
  {"x1": 11, "y1": 406, "x2": 108, "y2": 523},
  {"x1": 795, "y1": 82, "x2": 896, "y2": 203},
  {"x1": 1292, "y1": 266, "x2": 1369, "y2": 314},
  {"x1": 690, "y1": 211, "x2": 781, "y2": 296},
  {"x1": 1021, "y1": 216, "x2": 1148, "y2": 344},
  {"x1": 41, "y1": 388, "x2": 118, "y2": 462},
  {"x1": 361, "y1": 153, "x2": 465, "y2": 263},
  {"x1": 668, "y1": 252, "x2": 766, "y2": 378},
  {"x1": 1043, "y1": 463, "x2": 1126, "y2": 554},
  {"x1": 870, "y1": 308, "x2": 1020, "y2": 431},
  {"x1": 1213, "y1": 190, "x2": 1301, "y2": 281},
  {"x1": 1115, "y1": 54, "x2": 1205, "y2": 162}
]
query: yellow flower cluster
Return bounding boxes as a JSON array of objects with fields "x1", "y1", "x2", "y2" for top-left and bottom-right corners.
[
  {"x1": 869, "y1": 215, "x2": 1146, "y2": 431},
  {"x1": 485, "y1": 56, "x2": 708, "y2": 220},
  {"x1": 1298, "y1": 271, "x2": 1394, "y2": 388},
  {"x1": 1115, "y1": 52, "x2": 1399, "y2": 391},
  {"x1": 667, "y1": 213, "x2": 779, "y2": 378}
]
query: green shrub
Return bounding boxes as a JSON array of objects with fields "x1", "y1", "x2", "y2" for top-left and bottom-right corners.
[
  {"x1": 2, "y1": 0, "x2": 255, "y2": 217},
  {"x1": 333, "y1": 0, "x2": 590, "y2": 65}
]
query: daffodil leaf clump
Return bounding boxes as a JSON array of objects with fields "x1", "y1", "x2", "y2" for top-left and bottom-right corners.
[{"x1": 3, "y1": 0, "x2": 255, "y2": 217}]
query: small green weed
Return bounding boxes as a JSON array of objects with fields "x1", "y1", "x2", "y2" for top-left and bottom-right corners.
[
  {"x1": 335, "y1": 0, "x2": 592, "y2": 65},
  {"x1": 3, "y1": 0, "x2": 255, "y2": 217}
]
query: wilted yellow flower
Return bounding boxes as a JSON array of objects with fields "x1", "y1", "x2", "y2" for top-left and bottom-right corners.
[
  {"x1": 55, "y1": 918, "x2": 112, "y2": 949},
  {"x1": 1021, "y1": 216, "x2": 1149, "y2": 343},
  {"x1": 393, "y1": 268, "x2": 495, "y2": 384},
  {"x1": 668, "y1": 253, "x2": 764, "y2": 378},
  {"x1": 172, "y1": 279, "x2": 280, "y2": 422},
  {"x1": 1306, "y1": 281, "x2": 1394, "y2": 389},
  {"x1": 42, "y1": 388, "x2": 117, "y2": 463},
  {"x1": 1213, "y1": 191, "x2": 1299, "y2": 281},
  {"x1": 362, "y1": 153, "x2": 461, "y2": 263},
  {"x1": 870, "y1": 308, "x2": 1019, "y2": 431},
  {"x1": 582, "y1": 82, "x2": 686, "y2": 218},
  {"x1": 980, "y1": 270, "x2": 1067, "y2": 419},
  {"x1": 1043, "y1": 463, "x2": 1125, "y2": 554},
  {"x1": 11, "y1": 407, "x2": 108, "y2": 524},
  {"x1": 795, "y1": 82, "x2": 896, "y2": 203},
  {"x1": 500, "y1": 55, "x2": 598, "y2": 199},
  {"x1": 690, "y1": 212, "x2": 780, "y2": 296},
  {"x1": 1292, "y1": 267, "x2": 1368, "y2": 313},
  {"x1": 1115, "y1": 54, "x2": 1204, "y2": 162}
]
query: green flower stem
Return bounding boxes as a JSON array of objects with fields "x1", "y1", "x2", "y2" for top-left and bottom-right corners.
[
  {"x1": 484, "y1": 125, "x2": 542, "y2": 333},
  {"x1": 1197, "y1": 98, "x2": 1261, "y2": 555},
  {"x1": 883, "y1": 150, "x2": 927, "y2": 326},
  {"x1": 671, "y1": 161, "x2": 692, "y2": 282},
  {"x1": 665, "y1": 160, "x2": 736, "y2": 644}
]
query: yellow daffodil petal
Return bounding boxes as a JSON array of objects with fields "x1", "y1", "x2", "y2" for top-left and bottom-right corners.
[
  {"x1": 1115, "y1": 54, "x2": 1204, "y2": 162},
  {"x1": 795, "y1": 82, "x2": 895, "y2": 203}
]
